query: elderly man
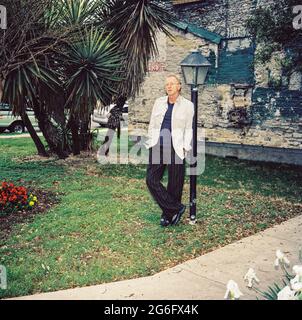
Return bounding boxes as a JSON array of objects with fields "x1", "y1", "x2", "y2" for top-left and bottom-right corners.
[{"x1": 145, "y1": 74, "x2": 194, "y2": 227}]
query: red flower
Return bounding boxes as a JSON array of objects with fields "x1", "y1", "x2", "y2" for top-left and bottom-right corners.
[{"x1": 0, "y1": 181, "x2": 33, "y2": 212}]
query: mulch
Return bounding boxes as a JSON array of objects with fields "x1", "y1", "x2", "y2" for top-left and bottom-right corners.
[{"x1": 0, "y1": 188, "x2": 62, "y2": 241}]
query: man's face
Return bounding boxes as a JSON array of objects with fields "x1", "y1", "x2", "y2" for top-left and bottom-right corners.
[{"x1": 165, "y1": 77, "x2": 181, "y2": 97}]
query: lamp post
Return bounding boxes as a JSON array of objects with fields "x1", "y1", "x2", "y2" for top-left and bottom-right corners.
[{"x1": 180, "y1": 50, "x2": 211, "y2": 224}]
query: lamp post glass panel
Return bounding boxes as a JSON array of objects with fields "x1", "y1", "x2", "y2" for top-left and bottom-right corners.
[{"x1": 180, "y1": 50, "x2": 211, "y2": 224}]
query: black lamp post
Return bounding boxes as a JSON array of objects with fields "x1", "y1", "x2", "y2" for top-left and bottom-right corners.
[{"x1": 180, "y1": 50, "x2": 211, "y2": 224}]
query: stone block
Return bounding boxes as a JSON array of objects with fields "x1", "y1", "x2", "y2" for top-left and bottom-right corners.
[{"x1": 293, "y1": 133, "x2": 302, "y2": 139}]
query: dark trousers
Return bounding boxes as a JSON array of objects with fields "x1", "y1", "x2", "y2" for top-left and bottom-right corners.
[{"x1": 146, "y1": 143, "x2": 185, "y2": 220}]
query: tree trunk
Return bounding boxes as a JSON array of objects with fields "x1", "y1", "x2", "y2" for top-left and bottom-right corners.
[
  {"x1": 117, "y1": 123, "x2": 121, "y2": 139},
  {"x1": 69, "y1": 114, "x2": 81, "y2": 156},
  {"x1": 20, "y1": 111, "x2": 48, "y2": 157},
  {"x1": 34, "y1": 107, "x2": 69, "y2": 159},
  {"x1": 79, "y1": 111, "x2": 93, "y2": 152}
]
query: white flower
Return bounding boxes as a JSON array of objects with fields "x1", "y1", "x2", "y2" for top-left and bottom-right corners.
[
  {"x1": 292, "y1": 265, "x2": 302, "y2": 276},
  {"x1": 290, "y1": 265, "x2": 302, "y2": 292},
  {"x1": 274, "y1": 250, "x2": 290, "y2": 268},
  {"x1": 244, "y1": 268, "x2": 260, "y2": 288},
  {"x1": 277, "y1": 285, "x2": 297, "y2": 300},
  {"x1": 224, "y1": 280, "x2": 244, "y2": 300},
  {"x1": 290, "y1": 276, "x2": 302, "y2": 292}
]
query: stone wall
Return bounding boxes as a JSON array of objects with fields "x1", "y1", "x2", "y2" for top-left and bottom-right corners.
[
  {"x1": 250, "y1": 0, "x2": 302, "y2": 150},
  {"x1": 129, "y1": 28, "x2": 218, "y2": 131},
  {"x1": 129, "y1": 0, "x2": 302, "y2": 154},
  {"x1": 161, "y1": 0, "x2": 257, "y2": 37}
]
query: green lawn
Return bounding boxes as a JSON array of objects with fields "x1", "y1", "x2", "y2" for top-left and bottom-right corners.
[{"x1": 0, "y1": 137, "x2": 302, "y2": 298}]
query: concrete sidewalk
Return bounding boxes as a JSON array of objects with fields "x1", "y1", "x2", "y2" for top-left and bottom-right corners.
[{"x1": 10, "y1": 215, "x2": 302, "y2": 300}]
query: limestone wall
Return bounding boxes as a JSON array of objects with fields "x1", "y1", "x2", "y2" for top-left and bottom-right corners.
[
  {"x1": 161, "y1": 0, "x2": 256, "y2": 37},
  {"x1": 129, "y1": 1, "x2": 302, "y2": 151}
]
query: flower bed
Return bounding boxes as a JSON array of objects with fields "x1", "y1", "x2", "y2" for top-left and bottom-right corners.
[
  {"x1": 0, "y1": 181, "x2": 37, "y2": 215},
  {"x1": 0, "y1": 182, "x2": 61, "y2": 241}
]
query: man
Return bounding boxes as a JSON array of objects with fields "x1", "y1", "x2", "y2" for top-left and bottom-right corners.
[{"x1": 145, "y1": 74, "x2": 194, "y2": 227}]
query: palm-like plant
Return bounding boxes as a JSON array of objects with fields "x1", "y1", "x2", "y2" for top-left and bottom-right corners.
[
  {"x1": 0, "y1": 0, "x2": 64, "y2": 156},
  {"x1": 65, "y1": 27, "x2": 122, "y2": 115},
  {"x1": 60, "y1": 0, "x2": 99, "y2": 26},
  {"x1": 99, "y1": 0, "x2": 174, "y2": 97},
  {"x1": 96, "y1": 0, "x2": 175, "y2": 154},
  {"x1": 64, "y1": 26, "x2": 123, "y2": 153},
  {"x1": 0, "y1": 0, "x2": 173, "y2": 158}
]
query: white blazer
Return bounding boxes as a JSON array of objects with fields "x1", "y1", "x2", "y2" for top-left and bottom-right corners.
[{"x1": 145, "y1": 95, "x2": 194, "y2": 160}]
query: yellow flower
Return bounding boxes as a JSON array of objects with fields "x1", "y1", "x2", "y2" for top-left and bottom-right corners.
[
  {"x1": 33, "y1": 196, "x2": 37, "y2": 202},
  {"x1": 29, "y1": 201, "x2": 35, "y2": 207}
]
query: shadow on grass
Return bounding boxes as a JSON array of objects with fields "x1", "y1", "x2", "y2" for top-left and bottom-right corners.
[{"x1": 95, "y1": 155, "x2": 302, "y2": 203}]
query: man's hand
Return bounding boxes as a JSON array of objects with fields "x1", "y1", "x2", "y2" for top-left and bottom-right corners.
[{"x1": 183, "y1": 148, "x2": 187, "y2": 158}]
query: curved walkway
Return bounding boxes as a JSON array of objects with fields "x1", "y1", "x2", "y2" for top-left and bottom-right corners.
[{"x1": 9, "y1": 215, "x2": 302, "y2": 300}]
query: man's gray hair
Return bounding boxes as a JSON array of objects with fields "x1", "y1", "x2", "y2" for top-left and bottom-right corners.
[{"x1": 166, "y1": 74, "x2": 182, "y2": 86}]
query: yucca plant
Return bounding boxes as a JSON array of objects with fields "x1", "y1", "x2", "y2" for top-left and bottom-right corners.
[
  {"x1": 96, "y1": 0, "x2": 175, "y2": 155},
  {"x1": 65, "y1": 27, "x2": 122, "y2": 114},
  {"x1": 64, "y1": 27, "x2": 123, "y2": 153},
  {"x1": 60, "y1": 0, "x2": 99, "y2": 26},
  {"x1": 0, "y1": 0, "x2": 173, "y2": 158},
  {"x1": 0, "y1": 0, "x2": 64, "y2": 156}
]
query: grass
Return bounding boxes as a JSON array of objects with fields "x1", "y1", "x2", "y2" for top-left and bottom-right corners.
[{"x1": 0, "y1": 137, "x2": 302, "y2": 298}]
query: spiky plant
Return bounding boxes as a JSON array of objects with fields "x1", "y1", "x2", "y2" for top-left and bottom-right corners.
[{"x1": 0, "y1": 0, "x2": 173, "y2": 158}]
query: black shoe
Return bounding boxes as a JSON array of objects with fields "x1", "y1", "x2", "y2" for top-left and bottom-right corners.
[
  {"x1": 171, "y1": 204, "x2": 186, "y2": 226},
  {"x1": 160, "y1": 213, "x2": 170, "y2": 227},
  {"x1": 160, "y1": 212, "x2": 165, "y2": 224},
  {"x1": 160, "y1": 218, "x2": 170, "y2": 227}
]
